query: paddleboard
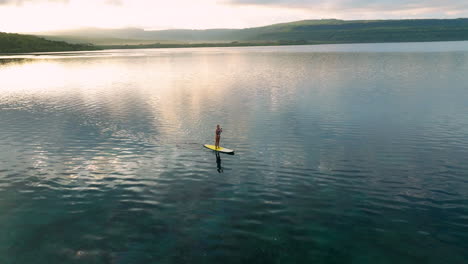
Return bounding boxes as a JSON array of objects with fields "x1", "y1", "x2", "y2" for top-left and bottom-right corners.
[{"x1": 204, "y1": 144, "x2": 235, "y2": 154}]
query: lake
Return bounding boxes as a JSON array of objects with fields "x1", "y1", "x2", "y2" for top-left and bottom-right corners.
[{"x1": 1, "y1": 42, "x2": 468, "y2": 263}]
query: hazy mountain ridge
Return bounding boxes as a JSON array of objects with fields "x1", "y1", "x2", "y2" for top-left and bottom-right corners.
[
  {"x1": 2, "y1": 18, "x2": 468, "y2": 53},
  {"x1": 37, "y1": 18, "x2": 468, "y2": 44}
]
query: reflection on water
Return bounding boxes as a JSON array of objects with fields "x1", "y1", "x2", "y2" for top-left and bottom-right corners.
[
  {"x1": 1, "y1": 43, "x2": 468, "y2": 263},
  {"x1": 216, "y1": 153, "x2": 223, "y2": 173}
]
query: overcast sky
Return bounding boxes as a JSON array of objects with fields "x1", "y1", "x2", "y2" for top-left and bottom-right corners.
[{"x1": 1, "y1": 0, "x2": 467, "y2": 32}]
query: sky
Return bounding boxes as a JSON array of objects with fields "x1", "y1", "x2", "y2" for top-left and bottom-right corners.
[{"x1": 0, "y1": 0, "x2": 467, "y2": 33}]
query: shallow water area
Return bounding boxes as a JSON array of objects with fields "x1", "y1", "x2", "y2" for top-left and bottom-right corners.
[{"x1": 1, "y1": 42, "x2": 468, "y2": 263}]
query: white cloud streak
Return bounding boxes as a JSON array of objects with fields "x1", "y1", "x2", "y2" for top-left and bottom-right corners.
[{"x1": 0, "y1": 0, "x2": 67, "y2": 5}]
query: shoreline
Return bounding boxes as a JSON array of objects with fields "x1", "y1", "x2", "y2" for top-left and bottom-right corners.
[{"x1": 1, "y1": 39, "x2": 468, "y2": 55}]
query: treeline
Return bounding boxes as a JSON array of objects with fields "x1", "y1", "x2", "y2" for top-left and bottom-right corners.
[
  {"x1": 238, "y1": 19, "x2": 468, "y2": 43},
  {"x1": 3, "y1": 18, "x2": 468, "y2": 53},
  {"x1": 38, "y1": 18, "x2": 468, "y2": 47},
  {"x1": 0, "y1": 32, "x2": 98, "y2": 53},
  {"x1": 97, "y1": 40, "x2": 309, "y2": 50}
]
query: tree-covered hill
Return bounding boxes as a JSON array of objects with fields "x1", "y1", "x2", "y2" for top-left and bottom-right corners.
[
  {"x1": 39, "y1": 18, "x2": 468, "y2": 44},
  {"x1": 0, "y1": 32, "x2": 98, "y2": 53},
  {"x1": 7, "y1": 18, "x2": 468, "y2": 52},
  {"x1": 239, "y1": 18, "x2": 468, "y2": 43}
]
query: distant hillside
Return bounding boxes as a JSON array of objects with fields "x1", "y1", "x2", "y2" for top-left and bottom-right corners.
[
  {"x1": 241, "y1": 18, "x2": 468, "y2": 43},
  {"x1": 0, "y1": 32, "x2": 97, "y2": 53},
  {"x1": 35, "y1": 35, "x2": 182, "y2": 46},
  {"x1": 39, "y1": 27, "x2": 239, "y2": 44},
  {"x1": 38, "y1": 18, "x2": 468, "y2": 45}
]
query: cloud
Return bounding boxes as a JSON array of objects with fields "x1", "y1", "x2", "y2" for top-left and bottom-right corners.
[
  {"x1": 105, "y1": 0, "x2": 122, "y2": 5},
  {"x1": 226, "y1": 0, "x2": 468, "y2": 13},
  {"x1": 0, "y1": 0, "x2": 68, "y2": 5},
  {"x1": 0, "y1": 0, "x2": 124, "y2": 6},
  {"x1": 2, "y1": 0, "x2": 467, "y2": 33}
]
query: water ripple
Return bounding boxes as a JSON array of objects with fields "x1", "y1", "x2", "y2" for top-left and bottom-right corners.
[{"x1": 1, "y1": 45, "x2": 468, "y2": 263}]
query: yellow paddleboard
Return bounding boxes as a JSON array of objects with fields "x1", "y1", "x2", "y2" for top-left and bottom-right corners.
[{"x1": 204, "y1": 144, "x2": 235, "y2": 154}]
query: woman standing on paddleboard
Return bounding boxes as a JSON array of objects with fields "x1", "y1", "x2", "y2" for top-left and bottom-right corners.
[{"x1": 215, "y1": 125, "x2": 222, "y2": 149}]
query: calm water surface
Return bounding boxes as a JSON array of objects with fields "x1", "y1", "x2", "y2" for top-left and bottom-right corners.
[{"x1": 1, "y1": 42, "x2": 468, "y2": 263}]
